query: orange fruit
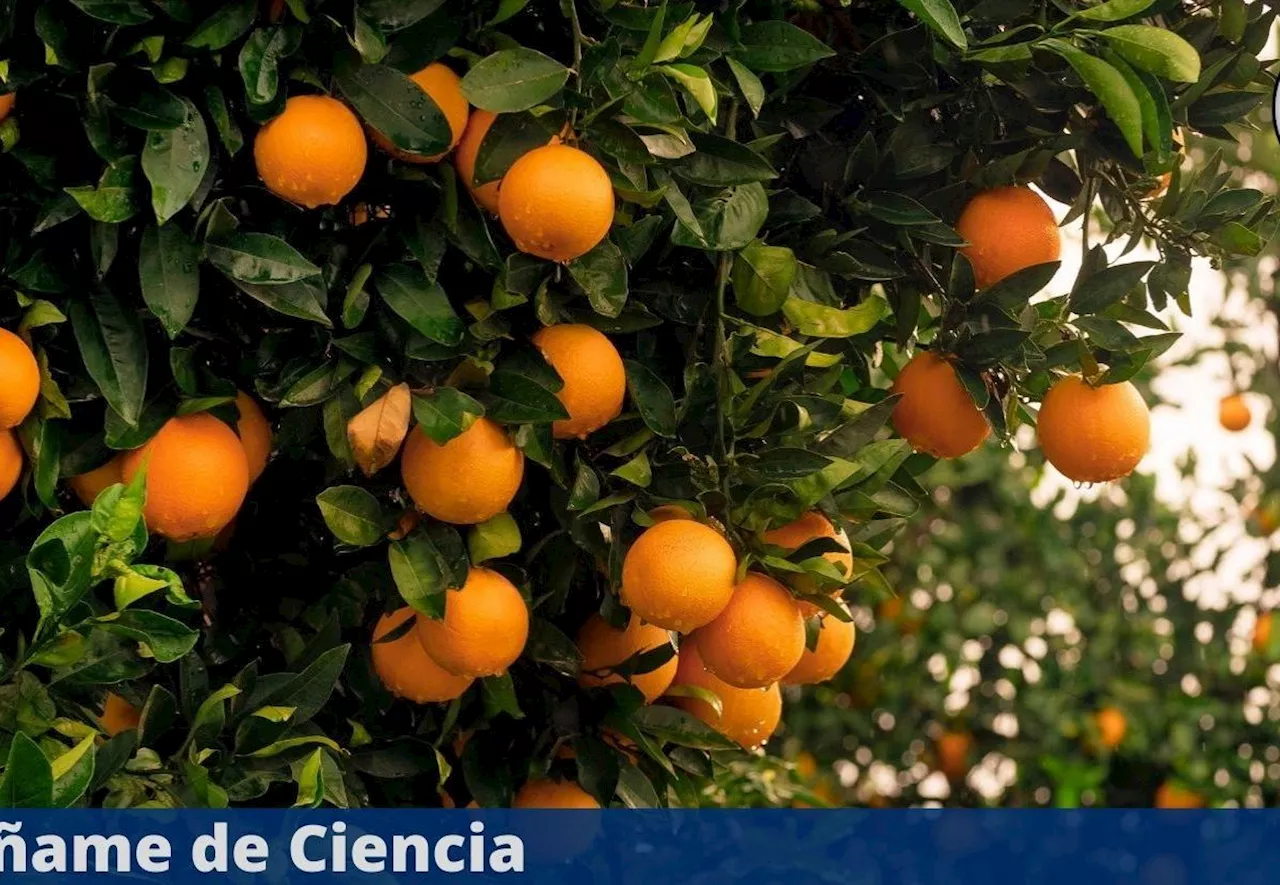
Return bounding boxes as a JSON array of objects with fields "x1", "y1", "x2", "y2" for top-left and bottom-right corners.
[
  {"x1": 254, "y1": 94, "x2": 367, "y2": 208},
  {"x1": 936, "y1": 731, "x2": 971, "y2": 780},
  {"x1": 401, "y1": 418, "x2": 524, "y2": 525},
  {"x1": 761, "y1": 511, "x2": 853, "y2": 596},
  {"x1": 120, "y1": 413, "x2": 250, "y2": 542},
  {"x1": 620, "y1": 519, "x2": 737, "y2": 632},
  {"x1": 577, "y1": 613, "x2": 677, "y2": 703},
  {"x1": 692, "y1": 572, "x2": 805, "y2": 689},
  {"x1": 668, "y1": 638, "x2": 781, "y2": 750},
  {"x1": 456, "y1": 111, "x2": 561, "y2": 214},
  {"x1": 1219, "y1": 393, "x2": 1251, "y2": 432},
  {"x1": 1094, "y1": 706, "x2": 1127, "y2": 750},
  {"x1": 891, "y1": 351, "x2": 990, "y2": 458},
  {"x1": 647, "y1": 503, "x2": 695, "y2": 524},
  {"x1": 0, "y1": 92, "x2": 15, "y2": 123},
  {"x1": 98, "y1": 692, "x2": 141, "y2": 736},
  {"x1": 955, "y1": 186, "x2": 1061, "y2": 289},
  {"x1": 513, "y1": 778, "x2": 600, "y2": 808},
  {"x1": 0, "y1": 430, "x2": 21, "y2": 502},
  {"x1": 372, "y1": 607, "x2": 473, "y2": 703},
  {"x1": 414, "y1": 567, "x2": 529, "y2": 678},
  {"x1": 498, "y1": 144, "x2": 615, "y2": 263},
  {"x1": 0, "y1": 327, "x2": 40, "y2": 429},
  {"x1": 235, "y1": 391, "x2": 273, "y2": 484},
  {"x1": 784, "y1": 608, "x2": 856, "y2": 685},
  {"x1": 532, "y1": 324, "x2": 626, "y2": 439},
  {"x1": 1037, "y1": 375, "x2": 1150, "y2": 483},
  {"x1": 1254, "y1": 612, "x2": 1272, "y2": 654},
  {"x1": 1154, "y1": 781, "x2": 1203, "y2": 809},
  {"x1": 371, "y1": 63, "x2": 469, "y2": 164},
  {"x1": 68, "y1": 455, "x2": 124, "y2": 507},
  {"x1": 877, "y1": 596, "x2": 923, "y2": 636}
]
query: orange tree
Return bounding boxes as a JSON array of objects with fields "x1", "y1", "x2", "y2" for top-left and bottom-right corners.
[{"x1": 0, "y1": 0, "x2": 1272, "y2": 807}]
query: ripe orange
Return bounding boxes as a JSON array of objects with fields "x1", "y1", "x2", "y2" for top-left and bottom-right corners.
[
  {"x1": 647, "y1": 503, "x2": 695, "y2": 524},
  {"x1": 668, "y1": 638, "x2": 781, "y2": 751},
  {"x1": 1094, "y1": 706, "x2": 1127, "y2": 750},
  {"x1": 576, "y1": 613, "x2": 677, "y2": 703},
  {"x1": 0, "y1": 92, "x2": 15, "y2": 123},
  {"x1": 372, "y1": 607, "x2": 473, "y2": 703},
  {"x1": 692, "y1": 572, "x2": 805, "y2": 689},
  {"x1": 761, "y1": 511, "x2": 853, "y2": 596},
  {"x1": 891, "y1": 351, "x2": 990, "y2": 458},
  {"x1": 456, "y1": 111, "x2": 561, "y2": 214},
  {"x1": 414, "y1": 567, "x2": 529, "y2": 678},
  {"x1": 235, "y1": 391, "x2": 273, "y2": 483},
  {"x1": 0, "y1": 430, "x2": 21, "y2": 502},
  {"x1": 877, "y1": 597, "x2": 923, "y2": 636},
  {"x1": 936, "y1": 731, "x2": 971, "y2": 780},
  {"x1": 121, "y1": 413, "x2": 250, "y2": 542},
  {"x1": 1037, "y1": 375, "x2": 1150, "y2": 483},
  {"x1": 401, "y1": 418, "x2": 524, "y2": 525},
  {"x1": 532, "y1": 324, "x2": 626, "y2": 439},
  {"x1": 68, "y1": 455, "x2": 124, "y2": 507},
  {"x1": 955, "y1": 186, "x2": 1061, "y2": 289},
  {"x1": 98, "y1": 692, "x2": 141, "y2": 736},
  {"x1": 254, "y1": 94, "x2": 367, "y2": 208},
  {"x1": 0, "y1": 327, "x2": 40, "y2": 429},
  {"x1": 1154, "y1": 781, "x2": 1204, "y2": 809},
  {"x1": 371, "y1": 63, "x2": 469, "y2": 164},
  {"x1": 620, "y1": 519, "x2": 737, "y2": 632},
  {"x1": 1219, "y1": 393, "x2": 1251, "y2": 432},
  {"x1": 498, "y1": 144, "x2": 614, "y2": 263},
  {"x1": 784, "y1": 608, "x2": 856, "y2": 685},
  {"x1": 1254, "y1": 612, "x2": 1272, "y2": 654},
  {"x1": 513, "y1": 778, "x2": 600, "y2": 808}
]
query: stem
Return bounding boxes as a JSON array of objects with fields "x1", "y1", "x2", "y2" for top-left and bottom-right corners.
[
  {"x1": 568, "y1": 0, "x2": 585, "y2": 78},
  {"x1": 713, "y1": 254, "x2": 734, "y2": 529}
]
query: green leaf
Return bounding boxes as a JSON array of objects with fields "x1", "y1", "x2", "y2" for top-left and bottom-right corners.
[
  {"x1": 239, "y1": 27, "x2": 297, "y2": 106},
  {"x1": 376, "y1": 264, "x2": 466, "y2": 345},
  {"x1": 138, "y1": 222, "x2": 199, "y2": 338},
  {"x1": 358, "y1": 0, "x2": 445, "y2": 32},
  {"x1": 263, "y1": 645, "x2": 351, "y2": 726},
  {"x1": 481, "y1": 673, "x2": 523, "y2": 719},
  {"x1": 68, "y1": 288, "x2": 149, "y2": 426},
  {"x1": 733, "y1": 20, "x2": 835, "y2": 72},
  {"x1": 69, "y1": 0, "x2": 153, "y2": 24},
  {"x1": 567, "y1": 241, "x2": 629, "y2": 318},
  {"x1": 461, "y1": 48, "x2": 570, "y2": 113},
  {"x1": 733, "y1": 240, "x2": 797, "y2": 317},
  {"x1": 0, "y1": 733, "x2": 53, "y2": 808},
  {"x1": 725, "y1": 57, "x2": 765, "y2": 117},
  {"x1": 336, "y1": 62, "x2": 452, "y2": 156},
  {"x1": 94, "y1": 609, "x2": 200, "y2": 663},
  {"x1": 390, "y1": 526, "x2": 467, "y2": 618},
  {"x1": 1069, "y1": 262, "x2": 1155, "y2": 315},
  {"x1": 472, "y1": 111, "x2": 565, "y2": 184},
  {"x1": 1041, "y1": 40, "x2": 1143, "y2": 157},
  {"x1": 893, "y1": 0, "x2": 967, "y2": 49},
  {"x1": 671, "y1": 181, "x2": 769, "y2": 251},
  {"x1": 974, "y1": 261, "x2": 1061, "y2": 311},
  {"x1": 185, "y1": 0, "x2": 256, "y2": 51},
  {"x1": 671, "y1": 132, "x2": 777, "y2": 187},
  {"x1": 316, "y1": 486, "x2": 387, "y2": 546},
  {"x1": 207, "y1": 232, "x2": 321, "y2": 285},
  {"x1": 657, "y1": 64, "x2": 717, "y2": 123},
  {"x1": 623, "y1": 360, "x2": 677, "y2": 437},
  {"x1": 412, "y1": 388, "x2": 486, "y2": 445},
  {"x1": 65, "y1": 158, "x2": 143, "y2": 223},
  {"x1": 486, "y1": 349, "x2": 570, "y2": 424},
  {"x1": 50, "y1": 735, "x2": 96, "y2": 808},
  {"x1": 142, "y1": 98, "x2": 210, "y2": 224},
  {"x1": 234, "y1": 278, "x2": 332, "y2": 327},
  {"x1": 1073, "y1": 0, "x2": 1156, "y2": 22},
  {"x1": 1098, "y1": 25, "x2": 1201, "y2": 83},
  {"x1": 612, "y1": 451, "x2": 652, "y2": 487},
  {"x1": 468, "y1": 512, "x2": 522, "y2": 563},
  {"x1": 782, "y1": 294, "x2": 888, "y2": 339}
]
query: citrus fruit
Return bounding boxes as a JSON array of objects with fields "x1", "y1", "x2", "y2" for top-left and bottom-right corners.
[
  {"x1": 784, "y1": 608, "x2": 856, "y2": 685},
  {"x1": 120, "y1": 413, "x2": 251, "y2": 542},
  {"x1": 1154, "y1": 781, "x2": 1204, "y2": 809},
  {"x1": 955, "y1": 185, "x2": 1061, "y2": 289},
  {"x1": 254, "y1": 94, "x2": 367, "y2": 208},
  {"x1": 935, "y1": 731, "x2": 971, "y2": 780},
  {"x1": 68, "y1": 455, "x2": 123, "y2": 507},
  {"x1": 456, "y1": 110, "x2": 560, "y2": 214},
  {"x1": 877, "y1": 597, "x2": 923, "y2": 636},
  {"x1": 371, "y1": 63, "x2": 469, "y2": 164},
  {"x1": 513, "y1": 778, "x2": 600, "y2": 808},
  {"x1": 0, "y1": 327, "x2": 40, "y2": 429},
  {"x1": 372, "y1": 607, "x2": 473, "y2": 703},
  {"x1": 647, "y1": 503, "x2": 695, "y2": 523},
  {"x1": 668, "y1": 638, "x2": 781, "y2": 751},
  {"x1": 532, "y1": 324, "x2": 626, "y2": 439},
  {"x1": 498, "y1": 144, "x2": 614, "y2": 262},
  {"x1": 414, "y1": 567, "x2": 529, "y2": 678},
  {"x1": 1219, "y1": 393, "x2": 1251, "y2": 432},
  {"x1": 692, "y1": 572, "x2": 805, "y2": 689},
  {"x1": 1037, "y1": 375, "x2": 1150, "y2": 483},
  {"x1": 620, "y1": 519, "x2": 737, "y2": 632},
  {"x1": 1094, "y1": 706, "x2": 1127, "y2": 749},
  {"x1": 0, "y1": 92, "x2": 15, "y2": 123},
  {"x1": 401, "y1": 418, "x2": 524, "y2": 525},
  {"x1": 0, "y1": 430, "x2": 21, "y2": 502},
  {"x1": 761, "y1": 511, "x2": 853, "y2": 596},
  {"x1": 235, "y1": 391, "x2": 273, "y2": 483},
  {"x1": 1254, "y1": 612, "x2": 1272, "y2": 654},
  {"x1": 576, "y1": 613, "x2": 677, "y2": 703},
  {"x1": 890, "y1": 351, "x2": 990, "y2": 458},
  {"x1": 98, "y1": 692, "x2": 141, "y2": 736}
]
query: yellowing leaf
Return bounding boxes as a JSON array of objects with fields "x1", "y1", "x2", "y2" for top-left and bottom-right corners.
[{"x1": 346, "y1": 382, "x2": 412, "y2": 477}]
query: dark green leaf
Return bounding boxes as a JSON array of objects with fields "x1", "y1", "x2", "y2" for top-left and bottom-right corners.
[
  {"x1": 734, "y1": 21, "x2": 835, "y2": 72},
  {"x1": 69, "y1": 288, "x2": 148, "y2": 426},
  {"x1": 207, "y1": 232, "x2": 321, "y2": 285},
  {"x1": 461, "y1": 48, "x2": 570, "y2": 113}
]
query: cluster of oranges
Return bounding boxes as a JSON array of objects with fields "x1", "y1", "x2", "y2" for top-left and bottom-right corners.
[
  {"x1": 252, "y1": 64, "x2": 614, "y2": 264},
  {"x1": 892, "y1": 186, "x2": 1153, "y2": 484}
]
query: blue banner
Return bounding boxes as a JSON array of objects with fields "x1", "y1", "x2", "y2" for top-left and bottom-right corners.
[{"x1": 0, "y1": 810, "x2": 1270, "y2": 883}]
